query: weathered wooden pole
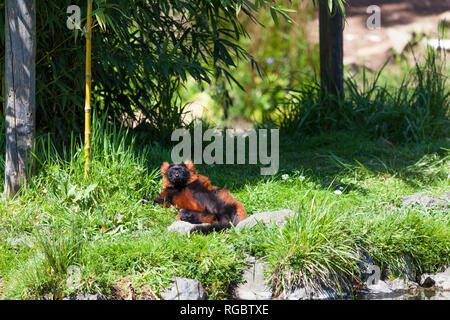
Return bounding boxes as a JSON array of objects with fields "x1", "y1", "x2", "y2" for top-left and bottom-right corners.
[
  {"x1": 319, "y1": 0, "x2": 344, "y2": 97},
  {"x1": 84, "y1": 0, "x2": 93, "y2": 177},
  {"x1": 4, "y1": 0, "x2": 36, "y2": 198}
]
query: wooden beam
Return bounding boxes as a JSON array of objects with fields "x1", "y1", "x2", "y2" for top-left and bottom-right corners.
[
  {"x1": 319, "y1": 1, "x2": 344, "y2": 97},
  {"x1": 4, "y1": 0, "x2": 36, "y2": 198}
]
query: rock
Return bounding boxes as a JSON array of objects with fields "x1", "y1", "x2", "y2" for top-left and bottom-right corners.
[
  {"x1": 282, "y1": 287, "x2": 309, "y2": 300},
  {"x1": 366, "y1": 280, "x2": 393, "y2": 294},
  {"x1": 280, "y1": 273, "x2": 352, "y2": 300},
  {"x1": 236, "y1": 210, "x2": 296, "y2": 230},
  {"x1": 401, "y1": 193, "x2": 448, "y2": 209},
  {"x1": 398, "y1": 254, "x2": 416, "y2": 281},
  {"x1": 382, "y1": 253, "x2": 416, "y2": 282},
  {"x1": 358, "y1": 250, "x2": 379, "y2": 285},
  {"x1": 161, "y1": 277, "x2": 207, "y2": 300},
  {"x1": 232, "y1": 257, "x2": 272, "y2": 300},
  {"x1": 63, "y1": 293, "x2": 107, "y2": 300},
  {"x1": 444, "y1": 192, "x2": 450, "y2": 202},
  {"x1": 167, "y1": 221, "x2": 212, "y2": 235},
  {"x1": 433, "y1": 268, "x2": 450, "y2": 291},
  {"x1": 356, "y1": 280, "x2": 398, "y2": 300},
  {"x1": 420, "y1": 275, "x2": 436, "y2": 288},
  {"x1": 386, "y1": 278, "x2": 418, "y2": 293},
  {"x1": 420, "y1": 267, "x2": 450, "y2": 291},
  {"x1": 386, "y1": 279, "x2": 408, "y2": 292},
  {"x1": 282, "y1": 285, "x2": 345, "y2": 300}
]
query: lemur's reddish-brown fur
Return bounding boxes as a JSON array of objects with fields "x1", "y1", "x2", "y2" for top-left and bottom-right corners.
[{"x1": 154, "y1": 160, "x2": 246, "y2": 230}]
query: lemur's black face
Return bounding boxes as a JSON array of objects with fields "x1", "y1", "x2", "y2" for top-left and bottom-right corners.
[{"x1": 167, "y1": 163, "x2": 190, "y2": 187}]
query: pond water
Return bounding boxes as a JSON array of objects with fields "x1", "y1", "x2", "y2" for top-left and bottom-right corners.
[{"x1": 356, "y1": 288, "x2": 450, "y2": 300}]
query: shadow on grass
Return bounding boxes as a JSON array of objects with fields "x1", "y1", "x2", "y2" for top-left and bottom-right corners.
[{"x1": 180, "y1": 130, "x2": 449, "y2": 194}]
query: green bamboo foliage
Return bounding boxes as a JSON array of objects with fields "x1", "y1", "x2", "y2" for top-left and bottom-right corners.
[{"x1": 2, "y1": 0, "x2": 336, "y2": 147}]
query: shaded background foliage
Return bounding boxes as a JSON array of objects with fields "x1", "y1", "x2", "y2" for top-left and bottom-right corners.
[
  {"x1": 0, "y1": 0, "x2": 297, "y2": 147},
  {"x1": 209, "y1": 0, "x2": 319, "y2": 122},
  {"x1": 1, "y1": 0, "x2": 447, "y2": 149}
]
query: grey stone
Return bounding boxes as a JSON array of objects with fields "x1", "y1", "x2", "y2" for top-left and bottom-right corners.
[
  {"x1": 366, "y1": 280, "x2": 393, "y2": 294},
  {"x1": 419, "y1": 275, "x2": 436, "y2": 288},
  {"x1": 282, "y1": 283, "x2": 350, "y2": 300},
  {"x1": 232, "y1": 257, "x2": 272, "y2": 300},
  {"x1": 433, "y1": 267, "x2": 450, "y2": 291},
  {"x1": 167, "y1": 221, "x2": 212, "y2": 235},
  {"x1": 282, "y1": 287, "x2": 309, "y2": 300},
  {"x1": 420, "y1": 267, "x2": 450, "y2": 291},
  {"x1": 161, "y1": 277, "x2": 207, "y2": 300},
  {"x1": 386, "y1": 279, "x2": 408, "y2": 292},
  {"x1": 357, "y1": 250, "x2": 378, "y2": 284},
  {"x1": 386, "y1": 278, "x2": 418, "y2": 292},
  {"x1": 398, "y1": 254, "x2": 416, "y2": 282},
  {"x1": 401, "y1": 193, "x2": 448, "y2": 209},
  {"x1": 63, "y1": 293, "x2": 107, "y2": 300},
  {"x1": 280, "y1": 273, "x2": 352, "y2": 300},
  {"x1": 383, "y1": 253, "x2": 416, "y2": 282},
  {"x1": 236, "y1": 210, "x2": 296, "y2": 230}
]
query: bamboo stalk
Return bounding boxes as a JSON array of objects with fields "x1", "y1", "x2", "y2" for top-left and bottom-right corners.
[{"x1": 84, "y1": 0, "x2": 93, "y2": 177}]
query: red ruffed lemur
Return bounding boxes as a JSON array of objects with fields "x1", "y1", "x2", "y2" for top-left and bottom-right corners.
[{"x1": 151, "y1": 160, "x2": 246, "y2": 233}]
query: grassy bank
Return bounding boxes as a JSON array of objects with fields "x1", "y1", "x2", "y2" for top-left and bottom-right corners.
[
  {"x1": 0, "y1": 117, "x2": 448, "y2": 299},
  {"x1": 0, "y1": 49, "x2": 449, "y2": 300}
]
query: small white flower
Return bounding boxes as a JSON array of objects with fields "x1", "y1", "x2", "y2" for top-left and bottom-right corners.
[
  {"x1": 334, "y1": 190, "x2": 342, "y2": 195},
  {"x1": 299, "y1": 175, "x2": 306, "y2": 181},
  {"x1": 282, "y1": 174, "x2": 289, "y2": 180},
  {"x1": 339, "y1": 186, "x2": 344, "y2": 190}
]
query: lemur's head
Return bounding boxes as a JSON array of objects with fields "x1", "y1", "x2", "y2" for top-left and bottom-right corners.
[{"x1": 161, "y1": 160, "x2": 197, "y2": 188}]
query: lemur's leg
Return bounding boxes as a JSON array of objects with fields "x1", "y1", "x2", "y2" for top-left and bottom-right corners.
[
  {"x1": 178, "y1": 208, "x2": 218, "y2": 224},
  {"x1": 192, "y1": 216, "x2": 232, "y2": 234}
]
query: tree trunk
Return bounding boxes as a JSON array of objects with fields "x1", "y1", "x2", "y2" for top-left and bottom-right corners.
[
  {"x1": 4, "y1": 0, "x2": 36, "y2": 198},
  {"x1": 319, "y1": 1, "x2": 344, "y2": 97}
]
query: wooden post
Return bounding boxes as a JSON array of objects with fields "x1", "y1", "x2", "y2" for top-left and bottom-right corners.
[
  {"x1": 4, "y1": 0, "x2": 36, "y2": 198},
  {"x1": 319, "y1": 1, "x2": 344, "y2": 97},
  {"x1": 84, "y1": 0, "x2": 93, "y2": 177}
]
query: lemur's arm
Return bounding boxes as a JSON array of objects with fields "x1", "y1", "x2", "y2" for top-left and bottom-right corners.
[{"x1": 153, "y1": 189, "x2": 172, "y2": 208}]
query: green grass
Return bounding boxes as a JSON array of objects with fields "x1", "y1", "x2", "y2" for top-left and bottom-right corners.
[
  {"x1": 0, "y1": 50, "x2": 449, "y2": 299},
  {"x1": 0, "y1": 115, "x2": 448, "y2": 299},
  {"x1": 273, "y1": 49, "x2": 449, "y2": 143}
]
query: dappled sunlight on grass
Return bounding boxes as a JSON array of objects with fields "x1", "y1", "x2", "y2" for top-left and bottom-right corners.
[{"x1": 0, "y1": 118, "x2": 448, "y2": 299}]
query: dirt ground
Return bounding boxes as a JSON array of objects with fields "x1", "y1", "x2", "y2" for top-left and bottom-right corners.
[{"x1": 309, "y1": 0, "x2": 450, "y2": 70}]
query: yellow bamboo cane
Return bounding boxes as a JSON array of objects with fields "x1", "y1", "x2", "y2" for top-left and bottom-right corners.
[{"x1": 84, "y1": 0, "x2": 93, "y2": 177}]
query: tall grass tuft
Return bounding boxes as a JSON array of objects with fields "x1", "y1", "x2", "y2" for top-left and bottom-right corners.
[
  {"x1": 275, "y1": 49, "x2": 449, "y2": 142},
  {"x1": 234, "y1": 193, "x2": 360, "y2": 296},
  {"x1": 0, "y1": 113, "x2": 163, "y2": 298}
]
